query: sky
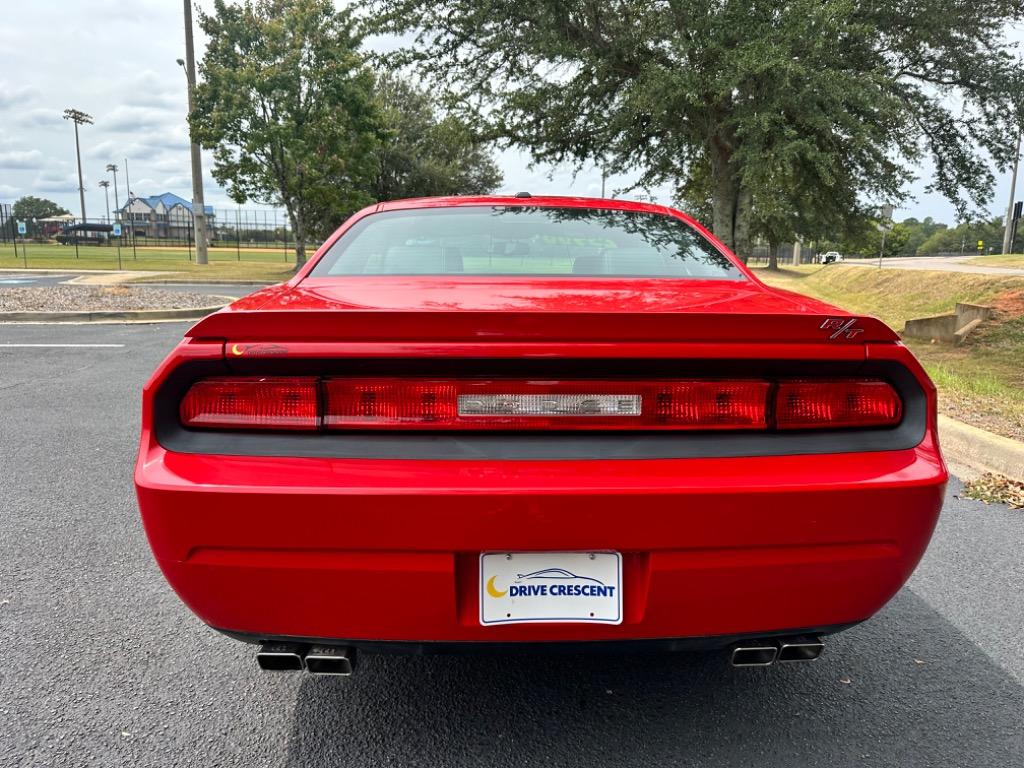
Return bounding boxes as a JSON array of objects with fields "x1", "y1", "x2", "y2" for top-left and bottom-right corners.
[{"x1": 0, "y1": 1, "x2": 1020, "y2": 227}]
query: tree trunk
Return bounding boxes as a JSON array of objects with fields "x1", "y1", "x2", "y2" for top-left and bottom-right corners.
[
  {"x1": 767, "y1": 241, "x2": 778, "y2": 271},
  {"x1": 710, "y1": 157, "x2": 738, "y2": 252},
  {"x1": 708, "y1": 138, "x2": 753, "y2": 263},
  {"x1": 289, "y1": 205, "x2": 307, "y2": 269},
  {"x1": 733, "y1": 186, "x2": 752, "y2": 264}
]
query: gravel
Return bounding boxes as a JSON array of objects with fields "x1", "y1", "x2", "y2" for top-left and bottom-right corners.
[{"x1": 0, "y1": 285, "x2": 225, "y2": 312}]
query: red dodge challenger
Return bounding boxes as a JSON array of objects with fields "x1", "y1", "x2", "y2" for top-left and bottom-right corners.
[{"x1": 135, "y1": 195, "x2": 946, "y2": 674}]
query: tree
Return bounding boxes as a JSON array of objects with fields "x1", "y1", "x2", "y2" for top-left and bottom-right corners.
[
  {"x1": 193, "y1": 0, "x2": 383, "y2": 266},
  {"x1": 371, "y1": 73, "x2": 502, "y2": 202},
  {"x1": 917, "y1": 218, "x2": 1005, "y2": 255},
  {"x1": 839, "y1": 221, "x2": 911, "y2": 260},
  {"x1": 12, "y1": 196, "x2": 69, "y2": 221},
  {"x1": 899, "y1": 217, "x2": 948, "y2": 256},
  {"x1": 371, "y1": 0, "x2": 1024, "y2": 260}
]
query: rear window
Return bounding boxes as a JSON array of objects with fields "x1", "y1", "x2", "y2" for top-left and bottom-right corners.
[{"x1": 310, "y1": 206, "x2": 744, "y2": 280}]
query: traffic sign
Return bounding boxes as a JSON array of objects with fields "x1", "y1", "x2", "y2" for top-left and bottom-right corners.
[{"x1": 16, "y1": 221, "x2": 26, "y2": 235}]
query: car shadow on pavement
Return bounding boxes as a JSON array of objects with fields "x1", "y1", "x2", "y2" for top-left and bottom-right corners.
[{"x1": 284, "y1": 588, "x2": 1024, "y2": 767}]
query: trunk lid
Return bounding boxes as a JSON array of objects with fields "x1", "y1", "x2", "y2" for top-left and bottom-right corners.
[{"x1": 187, "y1": 277, "x2": 898, "y2": 344}]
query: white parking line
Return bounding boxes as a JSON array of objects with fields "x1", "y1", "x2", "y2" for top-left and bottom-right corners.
[{"x1": 0, "y1": 343, "x2": 126, "y2": 348}]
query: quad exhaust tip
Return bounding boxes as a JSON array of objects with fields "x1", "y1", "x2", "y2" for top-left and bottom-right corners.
[
  {"x1": 255, "y1": 643, "x2": 357, "y2": 675},
  {"x1": 731, "y1": 642, "x2": 779, "y2": 667},
  {"x1": 305, "y1": 645, "x2": 356, "y2": 676},
  {"x1": 777, "y1": 636, "x2": 825, "y2": 663},
  {"x1": 256, "y1": 643, "x2": 305, "y2": 672},
  {"x1": 731, "y1": 635, "x2": 824, "y2": 667}
]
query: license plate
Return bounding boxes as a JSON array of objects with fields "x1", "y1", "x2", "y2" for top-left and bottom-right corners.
[{"x1": 479, "y1": 551, "x2": 623, "y2": 625}]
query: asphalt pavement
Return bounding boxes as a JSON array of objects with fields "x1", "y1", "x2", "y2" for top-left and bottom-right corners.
[
  {"x1": 1, "y1": 321, "x2": 1022, "y2": 767},
  {"x1": 844, "y1": 255, "x2": 1024, "y2": 276}
]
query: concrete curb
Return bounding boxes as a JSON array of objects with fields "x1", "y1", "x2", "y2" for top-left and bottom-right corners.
[
  {"x1": 0, "y1": 297, "x2": 232, "y2": 324},
  {"x1": 65, "y1": 272, "x2": 173, "y2": 285},
  {"x1": 939, "y1": 415, "x2": 1024, "y2": 483}
]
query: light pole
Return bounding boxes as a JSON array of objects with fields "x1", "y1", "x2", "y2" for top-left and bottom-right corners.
[
  {"x1": 63, "y1": 108, "x2": 93, "y2": 223},
  {"x1": 1002, "y1": 130, "x2": 1021, "y2": 255},
  {"x1": 99, "y1": 180, "x2": 111, "y2": 224},
  {"x1": 106, "y1": 163, "x2": 121, "y2": 222},
  {"x1": 177, "y1": 0, "x2": 208, "y2": 265}
]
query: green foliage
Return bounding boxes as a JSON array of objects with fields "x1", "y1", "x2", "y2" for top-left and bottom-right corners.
[
  {"x1": 193, "y1": 0, "x2": 383, "y2": 265},
  {"x1": 370, "y1": 0, "x2": 1024, "y2": 258},
  {"x1": 835, "y1": 221, "x2": 910, "y2": 259},
  {"x1": 917, "y1": 218, "x2": 1006, "y2": 256},
  {"x1": 899, "y1": 217, "x2": 948, "y2": 255},
  {"x1": 372, "y1": 73, "x2": 502, "y2": 202},
  {"x1": 12, "y1": 196, "x2": 69, "y2": 221}
]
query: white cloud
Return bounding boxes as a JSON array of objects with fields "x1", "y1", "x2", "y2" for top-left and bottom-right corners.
[
  {"x1": 103, "y1": 106, "x2": 178, "y2": 133},
  {"x1": 0, "y1": 83, "x2": 37, "y2": 110},
  {"x1": 15, "y1": 109, "x2": 65, "y2": 129},
  {"x1": 33, "y1": 170, "x2": 80, "y2": 194},
  {"x1": 0, "y1": 149, "x2": 43, "y2": 169}
]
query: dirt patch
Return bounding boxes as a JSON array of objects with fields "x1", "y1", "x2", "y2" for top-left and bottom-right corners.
[
  {"x1": 992, "y1": 289, "x2": 1024, "y2": 319},
  {"x1": 0, "y1": 286, "x2": 222, "y2": 312}
]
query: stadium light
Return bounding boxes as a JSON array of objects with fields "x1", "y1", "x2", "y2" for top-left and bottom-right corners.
[
  {"x1": 62, "y1": 108, "x2": 93, "y2": 223},
  {"x1": 98, "y1": 180, "x2": 111, "y2": 224}
]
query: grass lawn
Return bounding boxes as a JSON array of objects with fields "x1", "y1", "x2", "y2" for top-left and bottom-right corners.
[
  {"x1": 0, "y1": 242, "x2": 298, "y2": 282},
  {"x1": 755, "y1": 264, "x2": 1024, "y2": 441},
  {"x1": 967, "y1": 254, "x2": 1024, "y2": 269}
]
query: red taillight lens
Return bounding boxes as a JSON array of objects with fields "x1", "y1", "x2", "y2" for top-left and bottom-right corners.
[
  {"x1": 775, "y1": 380, "x2": 902, "y2": 429},
  {"x1": 323, "y1": 378, "x2": 770, "y2": 430},
  {"x1": 180, "y1": 377, "x2": 319, "y2": 430},
  {"x1": 178, "y1": 376, "x2": 903, "y2": 432}
]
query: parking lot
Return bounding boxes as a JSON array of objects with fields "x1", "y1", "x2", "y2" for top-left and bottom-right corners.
[{"x1": 2, "y1": 320, "x2": 1023, "y2": 767}]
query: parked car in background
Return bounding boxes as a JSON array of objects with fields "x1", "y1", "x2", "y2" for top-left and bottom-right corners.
[
  {"x1": 820, "y1": 251, "x2": 843, "y2": 264},
  {"x1": 135, "y1": 195, "x2": 946, "y2": 676}
]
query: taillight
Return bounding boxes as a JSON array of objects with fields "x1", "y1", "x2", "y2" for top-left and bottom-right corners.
[
  {"x1": 180, "y1": 377, "x2": 318, "y2": 430},
  {"x1": 775, "y1": 380, "x2": 902, "y2": 429},
  {"x1": 178, "y1": 376, "x2": 902, "y2": 432},
  {"x1": 323, "y1": 379, "x2": 770, "y2": 430}
]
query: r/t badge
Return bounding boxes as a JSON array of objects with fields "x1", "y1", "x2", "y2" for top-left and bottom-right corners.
[{"x1": 820, "y1": 318, "x2": 864, "y2": 339}]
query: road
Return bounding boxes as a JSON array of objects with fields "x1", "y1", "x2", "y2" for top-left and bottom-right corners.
[
  {"x1": 1, "y1": 321, "x2": 1022, "y2": 767},
  {"x1": 845, "y1": 255, "x2": 1024, "y2": 276}
]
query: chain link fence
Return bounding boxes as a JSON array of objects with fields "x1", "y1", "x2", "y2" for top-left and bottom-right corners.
[{"x1": 0, "y1": 203, "x2": 327, "y2": 268}]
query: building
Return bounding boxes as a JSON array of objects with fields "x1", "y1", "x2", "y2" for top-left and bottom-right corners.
[{"x1": 117, "y1": 192, "x2": 215, "y2": 241}]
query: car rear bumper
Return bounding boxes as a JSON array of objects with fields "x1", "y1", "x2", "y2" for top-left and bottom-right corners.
[{"x1": 135, "y1": 439, "x2": 946, "y2": 644}]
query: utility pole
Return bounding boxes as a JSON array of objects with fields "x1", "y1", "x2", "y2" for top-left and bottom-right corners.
[
  {"x1": 63, "y1": 108, "x2": 93, "y2": 223},
  {"x1": 99, "y1": 180, "x2": 111, "y2": 224},
  {"x1": 179, "y1": 0, "x2": 208, "y2": 265},
  {"x1": 1002, "y1": 131, "x2": 1021, "y2": 255}
]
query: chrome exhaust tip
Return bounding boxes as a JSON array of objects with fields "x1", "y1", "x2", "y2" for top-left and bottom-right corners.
[
  {"x1": 304, "y1": 645, "x2": 356, "y2": 676},
  {"x1": 777, "y1": 636, "x2": 825, "y2": 663},
  {"x1": 256, "y1": 643, "x2": 305, "y2": 671},
  {"x1": 730, "y1": 641, "x2": 778, "y2": 667}
]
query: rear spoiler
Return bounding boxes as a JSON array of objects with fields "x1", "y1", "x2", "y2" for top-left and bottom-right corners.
[{"x1": 187, "y1": 309, "x2": 899, "y2": 344}]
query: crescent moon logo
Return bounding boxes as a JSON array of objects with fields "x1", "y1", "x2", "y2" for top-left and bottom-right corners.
[
  {"x1": 486, "y1": 575, "x2": 508, "y2": 598},
  {"x1": 230, "y1": 344, "x2": 244, "y2": 356}
]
